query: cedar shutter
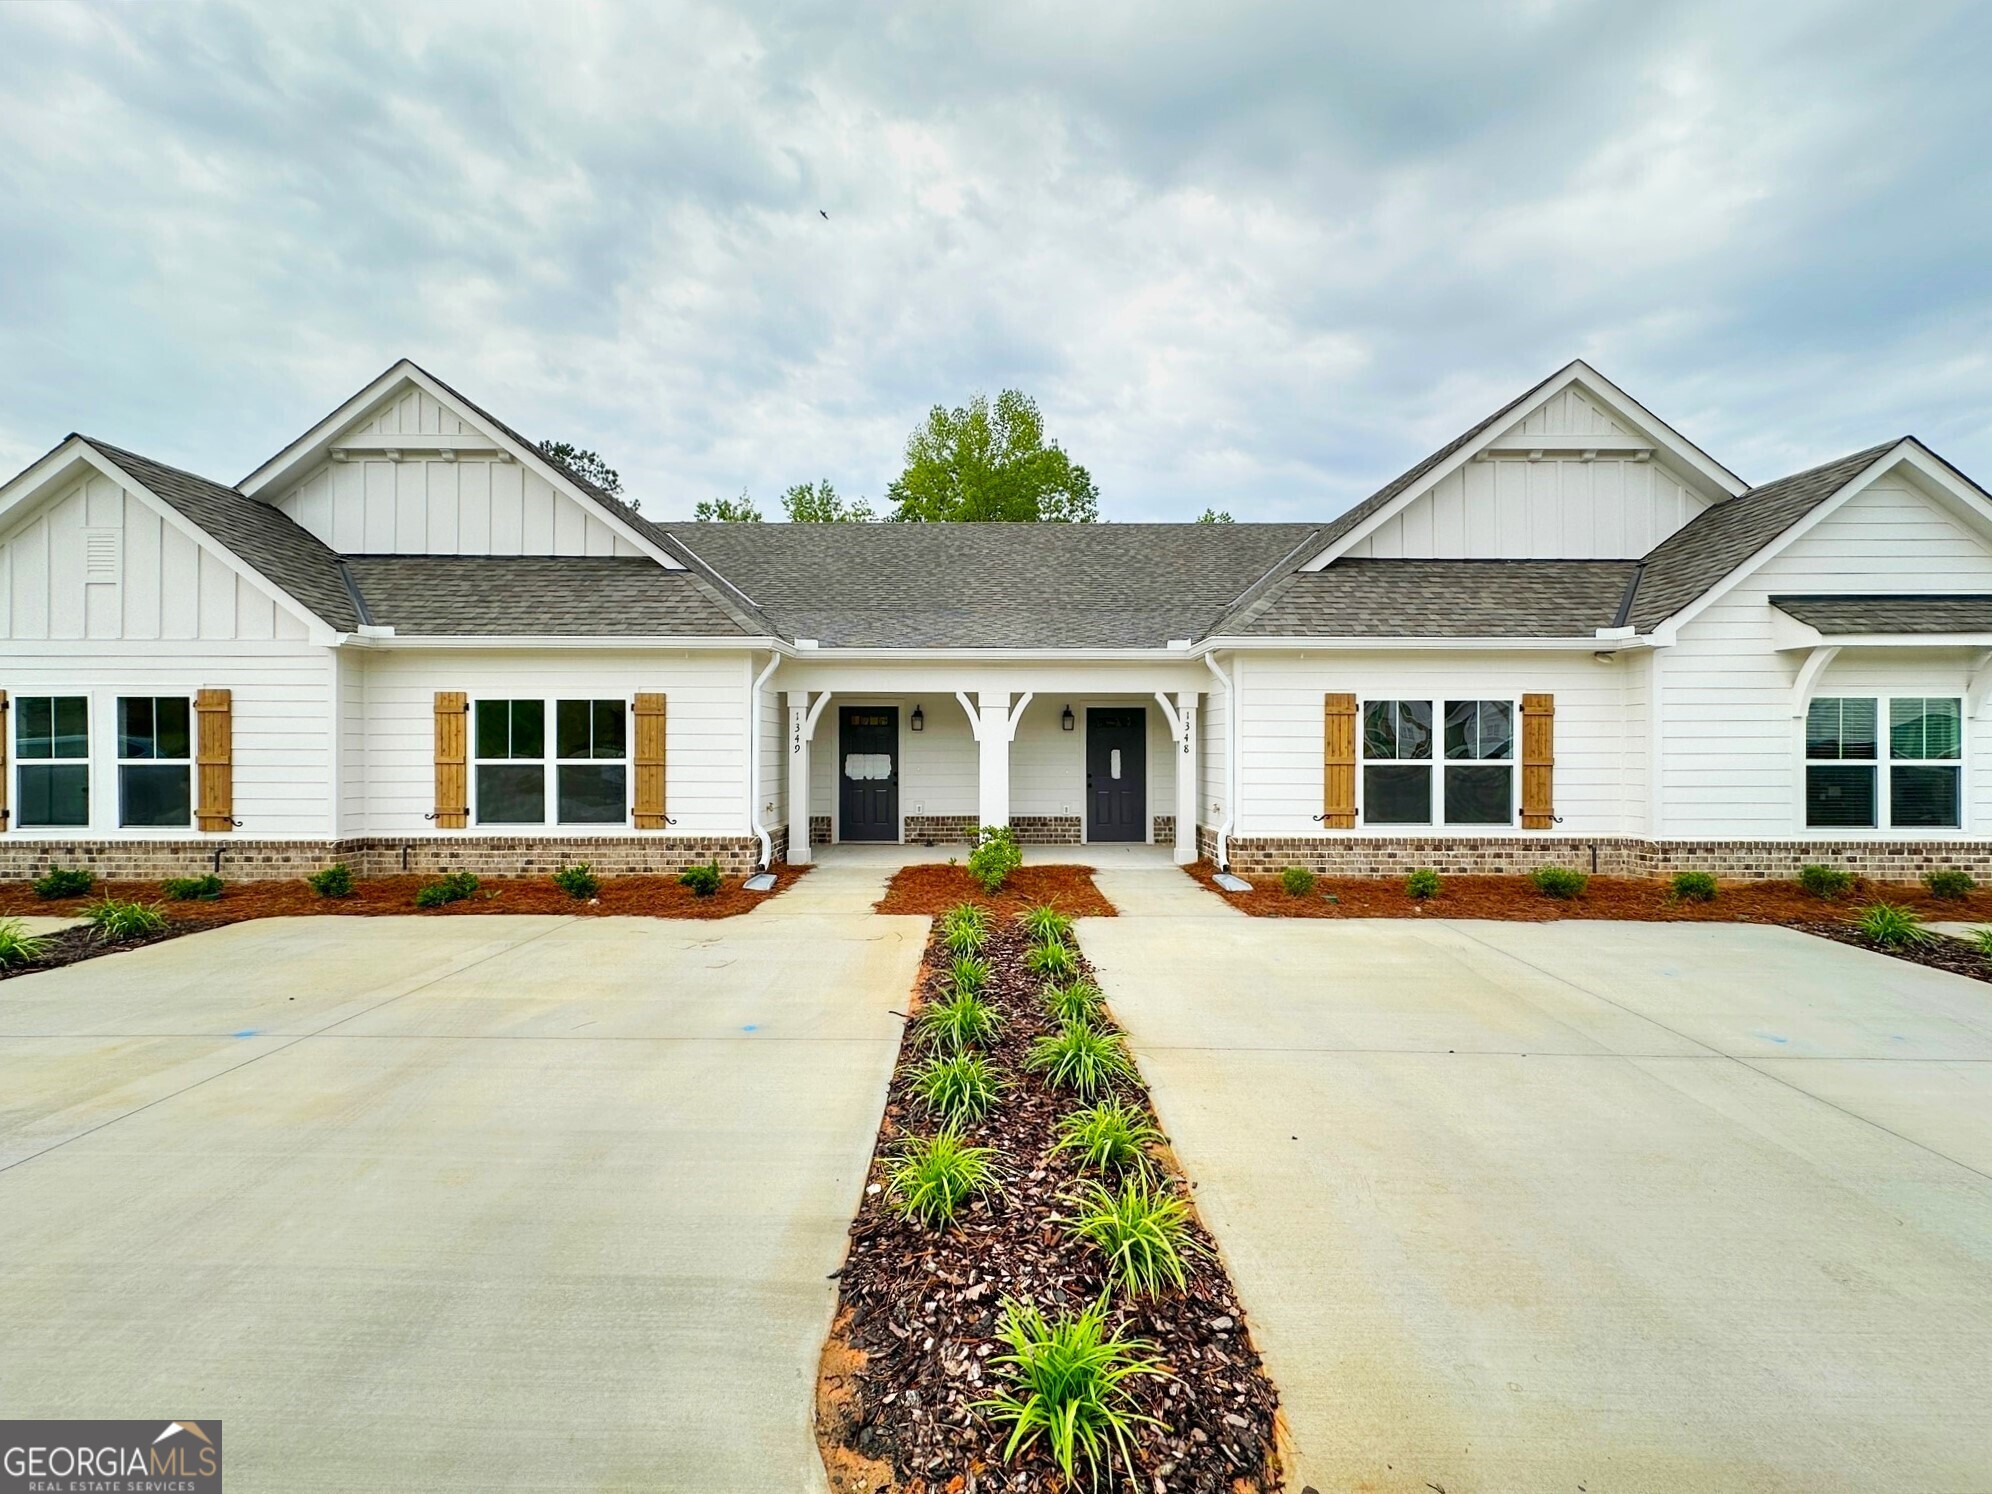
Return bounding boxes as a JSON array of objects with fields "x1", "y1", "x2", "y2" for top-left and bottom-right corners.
[
  {"x1": 1520, "y1": 692, "x2": 1555, "y2": 829},
  {"x1": 633, "y1": 692, "x2": 668, "y2": 829},
  {"x1": 0, "y1": 690, "x2": 9, "y2": 833},
  {"x1": 1321, "y1": 692, "x2": 1357, "y2": 829},
  {"x1": 195, "y1": 688, "x2": 234, "y2": 831},
  {"x1": 433, "y1": 691, "x2": 469, "y2": 828}
]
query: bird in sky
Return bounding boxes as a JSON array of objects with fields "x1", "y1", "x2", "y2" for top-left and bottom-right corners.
[{"x1": 819, "y1": 209, "x2": 828, "y2": 219}]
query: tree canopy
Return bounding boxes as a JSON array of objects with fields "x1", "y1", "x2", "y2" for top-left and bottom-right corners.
[
  {"x1": 1196, "y1": 508, "x2": 1234, "y2": 523},
  {"x1": 693, "y1": 491, "x2": 764, "y2": 522},
  {"x1": 537, "y1": 440, "x2": 627, "y2": 504},
  {"x1": 782, "y1": 480, "x2": 874, "y2": 522},
  {"x1": 886, "y1": 389, "x2": 1098, "y2": 522}
]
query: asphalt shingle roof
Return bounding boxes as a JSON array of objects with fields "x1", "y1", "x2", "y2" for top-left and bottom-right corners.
[
  {"x1": 1230, "y1": 558, "x2": 1641, "y2": 637},
  {"x1": 1771, "y1": 594, "x2": 1992, "y2": 635},
  {"x1": 341, "y1": 555, "x2": 756, "y2": 637}
]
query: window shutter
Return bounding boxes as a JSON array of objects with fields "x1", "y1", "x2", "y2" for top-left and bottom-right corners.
[
  {"x1": 1521, "y1": 692, "x2": 1555, "y2": 829},
  {"x1": 633, "y1": 692, "x2": 668, "y2": 829},
  {"x1": 0, "y1": 690, "x2": 9, "y2": 834},
  {"x1": 1321, "y1": 692, "x2": 1357, "y2": 829},
  {"x1": 433, "y1": 691, "x2": 469, "y2": 829},
  {"x1": 195, "y1": 688, "x2": 234, "y2": 832}
]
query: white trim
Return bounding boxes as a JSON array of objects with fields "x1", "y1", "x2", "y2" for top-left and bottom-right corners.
[
  {"x1": 1355, "y1": 695, "x2": 1520, "y2": 830},
  {"x1": 344, "y1": 634, "x2": 766, "y2": 651},
  {"x1": 1795, "y1": 691, "x2": 1968, "y2": 835},
  {"x1": 1790, "y1": 646, "x2": 1842, "y2": 716},
  {"x1": 468, "y1": 693, "x2": 634, "y2": 830},
  {"x1": 747, "y1": 651, "x2": 781, "y2": 867}
]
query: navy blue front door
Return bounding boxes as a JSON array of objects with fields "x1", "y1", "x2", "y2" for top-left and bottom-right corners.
[
  {"x1": 1086, "y1": 708, "x2": 1146, "y2": 842},
  {"x1": 838, "y1": 707, "x2": 898, "y2": 841}
]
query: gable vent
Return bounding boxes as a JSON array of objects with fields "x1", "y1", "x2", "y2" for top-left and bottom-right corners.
[{"x1": 83, "y1": 529, "x2": 121, "y2": 581}]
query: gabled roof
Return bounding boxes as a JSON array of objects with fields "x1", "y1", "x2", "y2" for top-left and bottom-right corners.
[
  {"x1": 341, "y1": 556, "x2": 758, "y2": 637},
  {"x1": 1771, "y1": 594, "x2": 1992, "y2": 635},
  {"x1": 1227, "y1": 558, "x2": 1640, "y2": 638}
]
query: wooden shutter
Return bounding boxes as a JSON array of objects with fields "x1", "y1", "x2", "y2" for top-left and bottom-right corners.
[
  {"x1": 1520, "y1": 692, "x2": 1555, "y2": 829},
  {"x1": 433, "y1": 691, "x2": 469, "y2": 829},
  {"x1": 194, "y1": 688, "x2": 234, "y2": 832},
  {"x1": 0, "y1": 690, "x2": 9, "y2": 833},
  {"x1": 1321, "y1": 692, "x2": 1357, "y2": 829},
  {"x1": 633, "y1": 692, "x2": 668, "y2": 829}
]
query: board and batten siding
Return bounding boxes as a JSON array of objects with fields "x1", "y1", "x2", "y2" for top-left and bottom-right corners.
[
  {"x1": 1660, "y1": 477, "x2": 1992, "y2": 836},
  {"x1": 276, "y1": 458, "x2": 644, "y2": 557}
]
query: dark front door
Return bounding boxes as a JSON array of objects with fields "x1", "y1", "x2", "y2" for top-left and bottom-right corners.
[
  {"x1": 838, "y1": 706, "x2": 899, "y2": 842},
  {"x1": 1086, "y1": 708, "x2": 1147, "y2": 842}
]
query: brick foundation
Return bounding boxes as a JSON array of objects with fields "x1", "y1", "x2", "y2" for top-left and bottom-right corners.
[
  {"x1": 0, "y1": 835, "x2": 768, "y2": 882},
  {"x1": 810, "y1": 816, "x2": 832, "y2": 846},
  {"x1": 1011, "y1": 815, "x2": 1082, "y2": 845},
  {"x1": 1152, "y1": 815, "x2": 1175, "y2": 845},
  {"x1": 905, "y1": 814, "x2": 977, "y2": 845}
]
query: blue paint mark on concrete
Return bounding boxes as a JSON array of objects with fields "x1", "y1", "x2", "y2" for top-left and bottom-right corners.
[
  {"x1": 1753, "y1": 1031, "x2": 1791, "y2": 1044},
  {"x1": 741, "y1": 1024, "x2": 759, "y2": 1032},
  {"x1": 233, "y1": 1029, "x2": 259, "y2": 1038}
]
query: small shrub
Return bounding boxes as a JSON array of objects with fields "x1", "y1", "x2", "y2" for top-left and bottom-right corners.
[
  {"x1": 947, "y1": 954, "x2": 991, "y2": 994},
  {"x1": 1798, "y1": 864, "x2": 1853, "y2": 900},
  {"x1": 968, "y1": 825, "x2": 1022, "y2": 892},
  {"x1": 919, "y1": 991, "x2": 1001, "y2": 1052},
  {"x1": 978, "y1": 1298, "x2": 1167, "y2": 1486},
  {"x1": 1406, "y1": 868, "x2": 1441, "y2": 900},
  {"x1": 889, "y1": 1127, "x2": 997, "y2": 1228},
  {"x1": 1052, "y1": 1099, "x2": 1162, "y2": 1173},
  {"x1": 1530, "y1": 865, "x2": 1588, "y2": 900},
  {"x1": 1067, "y1": 1173, "x2": 1198, "y2": 1298},
  {"x1": 553, "y1": 862, "x2": 601, "y2": 900},
  {"x1": 1024, "y1": 937, "x2": 1078, "y2": 981},
  {"x1": 1018, "y1": 903, "x2": 1073, "y2": 945},
  {"x1": 1670, "y1": 871, "x2": 1718, "y2": 903},
  {"x1": 0, "y1": 918, "x2": 49, "y2": 968},
  {"x1": 1043, "y1": 979, "x2": 1105, "y2": 1025},
  {"x1": 414, "y1": 871, "x2": 480, "y2": 909},
  {"x1": 913, "y1": 1051, "x2": 1003, "y2": 1124},
  {"x1": 1924, "y1": 869, "x2": 1976, "y2": 901},
  {"x1": 308, "y1": 863, "x2": 355, "y2": 898},
  {"x1": 84, "y1": 897, "x2": 168, "y2": 943},
  {"x1": 161, "y1": 874, "x2": 224, "y2": 902},
  {"x1": 678, "y1": 860, "x2": 722, "y2": 897},
  {"x1": 941, "y1": 902, "x2": 990, "y2": 954},
  {"x1": 1972, "y1": 926, "x2": 1992, "y2": 959},
  {"x1": 1279, "y1": 866, "x2": 1317, "y2": 897},
  {"x1": 1854, "y1": 902, "x2": 1928, "y2": 949},
  {"x1": 1027, "y1": 1020, "x2": 1135, "y2": 1098},
  {"x1": 34, "y1": 867, "x2": 94, "y2": 900}
]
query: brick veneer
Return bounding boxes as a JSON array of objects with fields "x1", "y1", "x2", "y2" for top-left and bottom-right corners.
[
  {"x1": 810, "y1": 816, "x2": 832, "y2": 846},
  {"x1": 1152, "y1": 815, "x2": 1175, "y2": 845},
  {"x1": 0, "y1": 835, "x2": 767, "y2": 882},
  {"x1": 905, "y1": 814, "x2": 978, "y2": 844},
  {"x1": 1011, "y1": 815, "x2": 1082, "y2": 845}
]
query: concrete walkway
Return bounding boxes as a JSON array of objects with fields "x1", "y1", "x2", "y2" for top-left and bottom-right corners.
[
  {"x1": 1080, "y1": 913, "x2": 1992, "y2": 1494},
  {"x1": 0, "y1": 908, "x2": 924, "y2": 1492}
]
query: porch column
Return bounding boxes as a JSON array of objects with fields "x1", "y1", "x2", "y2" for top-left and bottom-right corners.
[
  {"x1": 977, "y1": 690, "x2": 1011, "y2": 829},
  {"x1": 786, "y1": 690, "x2": 814, "y2": 865},
  {"x1": 1172, "y1": 690, "x2": 1199, "y2": 864}
]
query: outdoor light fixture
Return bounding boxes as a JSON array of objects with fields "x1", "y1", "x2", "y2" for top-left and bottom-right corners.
[
  {"x1": 1061, "y1": 705, "x2": 1075, "y2": 731},
  {"x1": 910, "y1": 704, "x2": 924, "y2": 731}
]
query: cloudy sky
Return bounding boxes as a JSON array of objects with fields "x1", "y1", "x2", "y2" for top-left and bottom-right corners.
[{"x1": 2, "y1": 1, "x2": 1989, "y2": 522}]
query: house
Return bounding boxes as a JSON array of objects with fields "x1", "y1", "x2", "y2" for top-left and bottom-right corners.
[{"x1": 4, "y1": 357, "x2": 1991, "y2": 883}]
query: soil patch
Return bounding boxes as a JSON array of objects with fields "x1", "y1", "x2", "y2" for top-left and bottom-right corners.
[
  {"x1": 874, "y1": 863, "x2": 1116, "y2": 918},
  {"x1": 818, "y1": 914, "x2": 1279, "y2": 1492},
  {"x1": 0, "y1": 921, "x2": 202, "y2": 982}
]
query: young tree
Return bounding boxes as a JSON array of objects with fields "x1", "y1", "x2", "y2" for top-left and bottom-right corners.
[
  {"x1": 692, "y1": 491, "x2": 765, "y2": 522},
  {"x1": 782, "y1": 479, "x2": 875, "y2": 522},
  {"x1": 537, "y1": 441, "x2": 627, "y2": 504},
  {"x1": 886, "y1": 389, "x2": 1099, "y2": 522},
  {"x1": 1196, "y1": 508, "x2": 1235, "y2": 523}
]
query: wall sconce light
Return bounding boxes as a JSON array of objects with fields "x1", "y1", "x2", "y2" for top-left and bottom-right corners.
[
  {"x1": 1061, "y1": 705, "x2": 1075, "y2": 732},
  {"x1": 910, "y1": 704, "x2": 924, "y2": 731}
]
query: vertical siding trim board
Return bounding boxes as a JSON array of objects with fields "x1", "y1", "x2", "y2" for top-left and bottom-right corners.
[
  {"x1": 433, "y1": 691, "x2": 468, "y2": 828},
  {"x1": 194, "y1": 688, "x2": 234, "y2": 831},
  {"x1": 633, "y1": 692, "x2": 669, "y2": 828},
  {"x1": 1321, "y1": 692, "x2": 1357, "y2": 828},
  {"x1": 1521, "y1": 692, "x2": 1555, "y2": 829},
  {"x1": 0, "y1": 690, "x2": 9, "y2": 833}
]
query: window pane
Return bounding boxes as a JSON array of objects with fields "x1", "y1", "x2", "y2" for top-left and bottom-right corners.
[
  {"x1": 557, "y1": 764, "x2": 626, "y2": 824},
  {"x1": 52, "y1": 696, "x2": 88, "y2": 757},
  {"x1": 1364, "y1": 764, "x2": 1431, "y2": 824},
  {"x1": 120, "y1": 764, "x2": 190, "y2": 827},
  {"x1": 1806, "y1": 764, "x2": 1876, "y2": 828},
  {"x1": 477, "y1": 700, "x2": 544, "y2": 760},
  {"x1": 1362, "y1": 700, "x2": 1396, "y2": 759},
  {"x1": 510, "y1": 699, "x2": 543, "y2": 758},
  {"x1": 1892, "y1": 765, "x2": 1960, "y2": 828},
  {"x1": 556, "y1": 699, "x2": 591, "y2": 760},
  {"x1": 17, "y1": 697, "x2": 53, "y2": 757},
  {"x1": 476, "y1": 700, "x2": 511, "y2": 759},
  {"x1": 1445, "y1": 764, "x2": 1512, "y2": 824},
  {"x1": 1364, "y1": 701, "x2": 1430, "y2": 761},
  {"x1": 154, "y1": 697, "x2": 190, "y2": 760},
  {"x1": 1890, "y1": 697, "x2": 1961, "y2": 761},
  {"x1": 19, "y1": 764, "x2": 88, "y2": 827},
  {"x1": 1806, "y1": 698, "x2": 1876, "y2": 761},
  {"x1": 1445, "y1": 700, "x2": 1512, "y2": 760},
  {"x1": 477, "y1": 764, "x2": 544, "y2": 823},
  {"x1": 119, "y1": 696, "x2": 155, "y2": 758},
  {"x1": 592, "y1": 699, "x2": 625, "y2": 758}
]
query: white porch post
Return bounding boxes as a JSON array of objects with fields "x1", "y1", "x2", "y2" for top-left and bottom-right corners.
[
  {"x1": 977, "y1": 690, "x2": 1011, "y2": 829},
  {"x1": 786, "y1": 690, "x2": 814, "y2": 864},
  {"x1": 1173, "y1": 690, "x2": 1199, "y2": 864}
]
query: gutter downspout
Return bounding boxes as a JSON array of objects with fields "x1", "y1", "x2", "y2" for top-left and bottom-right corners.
[
  {"x1": 748, "y1": 651, "x2": 782, "y2": 870},
  {"x1": 1203, "y1": 650, "x2": 1237, "y2": 871}
]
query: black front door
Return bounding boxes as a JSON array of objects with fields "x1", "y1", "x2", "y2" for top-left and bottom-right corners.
[
  {"x1": 838, "y1": 706, "x2": 899, "y2": 841},
  {"x1": 1086, "y1": 708, "x2": 1147, "y2": 842}
]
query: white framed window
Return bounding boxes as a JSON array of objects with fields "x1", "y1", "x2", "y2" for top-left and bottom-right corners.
[
  {"x1": 117, "y1": 695, "x2": 192, "y2": 828},
  {"x1": 554, "y1": 699, "x2": 628, "y2": 824},
  {"x1": 1888, "y1": 697, "x2": 1962, "y2": 828},
  {"x1": 15, "y1": 695, "x2": 90, "y2": 828},
  {"x1": 1363, "y1": 699, "x2": 1433, "y2": 824},
  {"x1": 1443, "y1": 699, "x2": 1515, "y2": 825},
  {"x1": 474, "y1": 697, "x2": 629, "y2": 827},
  {"x1": 1363, "y1": 698, "x2": 1516, "y2": 826},
  {"x1": 1804, "y1": 695, "x2": 1962, "y2": 830}
]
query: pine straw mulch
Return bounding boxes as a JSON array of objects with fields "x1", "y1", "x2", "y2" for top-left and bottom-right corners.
[
  {"x1": 818, "y1": 916, "x2": 1280, "y2": 1494},
  {"x1": 875, "y1": 863, "x2": 1117, "y2": 919}
]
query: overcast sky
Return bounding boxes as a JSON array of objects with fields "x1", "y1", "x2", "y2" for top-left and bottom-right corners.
[{"x1": 2, "y1": 1, "x2": 1989, "y2": 522}]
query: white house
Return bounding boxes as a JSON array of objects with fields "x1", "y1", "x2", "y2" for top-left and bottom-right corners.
[{"x1": 5, "y1": 357, "x2": 1991, "y2": 882}]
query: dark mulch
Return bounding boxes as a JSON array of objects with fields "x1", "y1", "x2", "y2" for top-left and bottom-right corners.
[
  {"x1": 819, "y1": 917, "x2": 1279, "y2": 1493},
  {"x1": 0, "y1": 921, "x2": 201, "y2": 982},
  {"x1": 1801, "y1": 919, "x2": 1992, "y2": 981},
  {"x1": 0, "y1": 865, "x2": 809, "y2": 926},
  {"x1": 874, "y1": 864, "x2": 1117, "y2": 918}
]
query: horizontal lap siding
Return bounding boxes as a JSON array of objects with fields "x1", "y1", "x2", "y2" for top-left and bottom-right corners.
[
  {"x1": 1011, "y1": 698, "x2": 1175, "y2": 822},
  {"x1": 1199, "y1": 686, "x2": 1228, "y2": 826}
]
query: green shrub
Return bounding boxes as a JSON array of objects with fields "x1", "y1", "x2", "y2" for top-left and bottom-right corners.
[
  {"x1": 1925, "y1": 869, "x2": 1976, "y2": 901},
  {"x1": 1279, "y1": 866, "x2": 1317, "y2": 897},
  {"x1": 1043, "y1": 979, "x2": 1106, "y2": 1025},
  {"x1": 0, "y1": 918, "x2": 49, "y2": 969},
  {"x1": 1067, "y1": 1173, "x2": 1198, "y2": 1297},
  {"x1": 553, "y1": 862, "x2": 601, "y2": 900},
  {"x1": 1529, "y1": 865, "x2": 1588, "y2": 900},
  {"x1": 941, "y1": 902, "x2": 990, "y2": 954},
  {"x1": 1052, "y1": 1099, "x2": 1162, "y2": 1173},
  {"x1": 161, "y1": 874, "x2": 223, "y2": 902},
  {"x1": 1972, "y1": 926, "x2": 1992, "y2": 959},
  {"x1": 84, "y1": 897, "x2": 168, "y2": 943},
  {"x1": 947, "y1": 954, "x2": 991, "y2": 994},
  {"x1": 889, "y1": 1127, "x2": 997, "y2": 1228},
  {"x1": 1670, "y1": 871, "x2": 1718, "y2": 903},
  {"x1": 919, "y1": 991, "x2": 1001, "y2": 1052},
  {"x1": 678, "y1": 860, "x2": 722, "y2": 897},
  {"x1": 1854, "y1": 902, "x2": 1929, "y2": 949},
  {"x1": 1798, "y1": 864, "x2": 1853, "y2": 899},
  {"x1": 1406, "y1": 868, "x2": 1441, "y2": 900},
  {"x1": 978, "y1": 1298, "x2": 1167, "y2": 1486},
  {"x1": 414, "y1": 871, "x2": 480, "y2": 909},
  {"x1": 34, "y1": 867, "x2": 94, "y2": 899},
  {"x1": 1027, "y1": 1020, "x2": 1134, "y2": 1098},
  {"x1": 913, "y1": 1051, "x2": 1003, "y2": 1124},
  {"x1": 968, "y1": 825, "x2": 1022, "y2": 892},
  {"x1": 1017, "y1": 903, "x2": 1073, "y2": 945},
  {"x1": 307, "y1": 863, "x2": 355, "y2": 898},
  {"x1": 1024, "y1": 937, "x2": 1078, "y2": 981}
]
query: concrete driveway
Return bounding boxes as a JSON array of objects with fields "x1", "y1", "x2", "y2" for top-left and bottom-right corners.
[
  {"x1": 0, "y1": 908, "x2": 923, "y2": 1492},
  {"x1": 1080, "y1": 913, "x2": 1992, "y2": 1494}
]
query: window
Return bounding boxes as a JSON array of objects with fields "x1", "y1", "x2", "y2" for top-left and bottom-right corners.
[
  {"x1": 1363, "y1": 698, "x2": 1516, "y2": 826},
  {"x1": 16, "y1": 696, "x2": 89, "y2": 827},
  {"x1": 1806, "y1": 695, "x2": 1962, "y2": 830},
  {"x1": 1363, "y1": 699, "x2": 1431, "y2": 824},
  {"x1": 118, "y1": 696, "x2": 191, "y2": 828},
  {"x1": 475, "y1": 699, "x2": 545, "y2": 824},
  {"x1": 1443, "y1": 699, "x2": 1515, "y2": 825},
  {"x1": 476, "y1": 697, "x2": 629, "y2": 826},
  {"x1": 555, "y1": 699, "x2": 627, "y2": 824},
  {"x1": 1889, "y1": 697, "x2": 1961, "y2": 828}
]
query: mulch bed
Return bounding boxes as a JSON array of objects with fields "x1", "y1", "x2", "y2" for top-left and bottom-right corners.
[
  {"x1": 874, "y1": 864, "x2": 1117, "y2": 919},
  {"x1": 818, "y1": 916, "x2": 1280, "y2": 1493},
  {"x1": 0, "y1": 921, "x2": 201, "y2": 983}
]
